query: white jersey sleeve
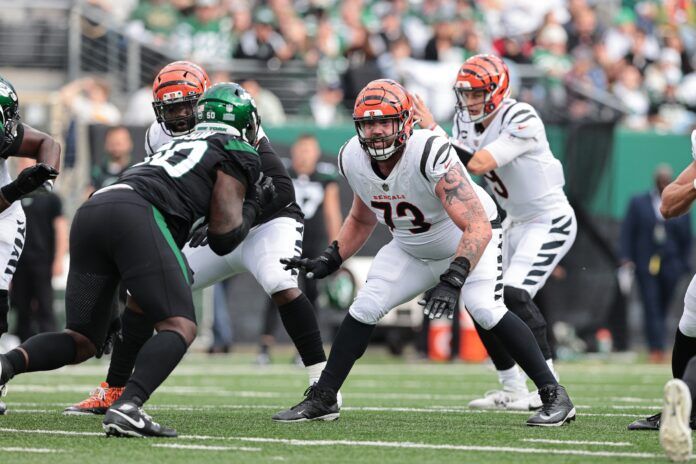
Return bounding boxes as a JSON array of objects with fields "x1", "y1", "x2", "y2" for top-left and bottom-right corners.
[
  {"x1": 418, "y1": 135, "x2": 459, "y2": 193},
  {"x1": 691, "y1": 129, "x2": 696, "y2": 161},
  {"x1": 144, "y1": 121, "x2": 172, "y2": 155},
  {"x1": 483, "y1": 102, "x2": 544, "y2": 167}
]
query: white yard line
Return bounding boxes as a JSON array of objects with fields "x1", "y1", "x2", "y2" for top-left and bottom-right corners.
[
  {"x1": 0, "y1": 427, "x2": 660, "y2": 459},
  {"x1": 521, "y1": 439, "x2": 632, "y2": 447},
  {"x1": 152, "y1": 444, "x2": 261, "y2": 452},
  {"x1": 0, "y1": 447, "x2": 63, "y2": 453}
]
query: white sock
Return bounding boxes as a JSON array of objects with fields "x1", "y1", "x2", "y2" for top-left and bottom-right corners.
[
  {"x1": 546, "y1": 358, "x2": 559, "y2": 382},
  {"x1": 307, "y1": 361, "x2": 327, "y2": 385},
  {"x1": 497, "y1": 365, "x2": 527, "y2": 393}
]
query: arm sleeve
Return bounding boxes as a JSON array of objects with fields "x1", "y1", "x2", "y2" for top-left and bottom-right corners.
[
  {"x1": 483, "y1": 103, "x2": 544, "y2": 167},
  {"x1": 256, "y1": 137, "x2": 296, "y2": 218}
]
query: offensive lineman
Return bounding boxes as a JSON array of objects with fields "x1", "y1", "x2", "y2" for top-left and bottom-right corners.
[
  {"x1": 65, "y1": 62, "x2": 333, "y2": 415},
  {"x1": 273, "y1": 79, "x2": 575, "y2": 427},
  {"x1": 415, "y1": 54, "x2": 576, "y2": 411},
  {"x1": 0, "y1": 76, "x2": 61, "y2": 414},
  {"x1": 0, "y1": 82, "x2": 273, "y2": 437}
]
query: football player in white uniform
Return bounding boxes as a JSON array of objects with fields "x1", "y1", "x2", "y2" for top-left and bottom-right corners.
[
  {"x1": 628, "y1": 132, "x2": 696, "y2": 455},
  {"x1": 0, "y1": 75, "x2": 61, "y2": 414},
  {"x1": 65, "y1": 62, "x2": 334, "y2": 415},
  {"x1": 415, "y1": 54, "x2": 577, "y2": 411},
  {"x1": 272, "y1": 79, "x2": 575, "y2": 427}
]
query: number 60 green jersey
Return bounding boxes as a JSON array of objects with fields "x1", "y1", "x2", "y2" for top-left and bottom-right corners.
[{"x1": 118, "y1": 130, "x2": 261, "y2": 247}]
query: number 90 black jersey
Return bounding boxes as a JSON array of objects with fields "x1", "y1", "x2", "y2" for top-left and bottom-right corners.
[{"x1": 118, "y1": 130, "x2": 261, "y2": 247}]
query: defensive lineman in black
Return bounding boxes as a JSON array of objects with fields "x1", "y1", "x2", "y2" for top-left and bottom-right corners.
[{"x1": 0, "y1": 83, "x2": 272, "y2": 437}]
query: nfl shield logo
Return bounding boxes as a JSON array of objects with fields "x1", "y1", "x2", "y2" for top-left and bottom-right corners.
[{"x1": 382, "y1": 183, "x2": 389, "y2": 191}]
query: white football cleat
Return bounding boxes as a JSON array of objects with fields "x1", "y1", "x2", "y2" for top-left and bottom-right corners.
[
  {"x1": 507, "y1": 391, "x2": 543, "y2": 411},
  {"x1": 468, "y1": 389, "x2": 528, "y2": 410},
  {"x1": 660, "y1": 379, "x2": 692, "y2": 462}
]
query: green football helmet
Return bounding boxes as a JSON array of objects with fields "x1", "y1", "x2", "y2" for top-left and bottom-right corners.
[
  {"x1": 194, "y1": 82, "x2": 260, "y2": 145},
  {"x1": 0, "y1": 76, "x2": 20, "y2": 153}
]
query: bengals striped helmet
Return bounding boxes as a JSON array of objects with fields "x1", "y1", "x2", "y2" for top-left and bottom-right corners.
[
  {"x1": 152, "y1": 61, "x2": 211, "y2": 136},
  {"x1": 353, "y1": 79, "x2": 414, "y2": 161},
  {"x1": 454, "y1": 54, "x2": 510, "y2": 123}
]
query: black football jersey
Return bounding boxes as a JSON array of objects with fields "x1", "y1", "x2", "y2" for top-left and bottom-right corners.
[{"x1": 118, "y1": 130, "x2": 261, "y2": 247}]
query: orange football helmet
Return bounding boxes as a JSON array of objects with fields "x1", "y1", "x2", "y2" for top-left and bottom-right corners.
[
  {"x1": 453, "y1": 54, "x2": 510, "y2": 123},
  {"x1": 353, "y1": 79, "x2": 414, "y2": 161},
  {"x1": 152, "y1": 61, "x2": 211, "y2": 135}
]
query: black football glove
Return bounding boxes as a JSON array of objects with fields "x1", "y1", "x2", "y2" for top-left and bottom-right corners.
[
  {"x1": 1, "y1": 163, "x2": 59, "y2": 204},
  {"x1": 280, "y1": 240, "x2": 342, "y2": 279},
  {"x1": 251, "y1": 175, "x2": 276, "y2": 212},
  {"x1": 96, "y1": 317, "x2": 122, "y2": 359},
  {"x1": 188, "y1": 222, "x2": 209, "y2": 248},
  {"x1": 422, "y1": 257, "x2": 471, "y2": 320}
]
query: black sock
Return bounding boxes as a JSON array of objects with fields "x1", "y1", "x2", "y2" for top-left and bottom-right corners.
[
  {"x1": 474, "y1": 321, "x2": 516, "y2": 371},
  {"x1": 106, "y1": 309, "x2": 154, "y2": 387},
  {"x1": 682, "y1": 357, "x2": 696, "y2": 411},
  {"x1": 278, "y1": 294, "x2": 326, "y2": 366},
  {"x1": 491, "y1": 312, "x2": 557, "y2": 388},
  {"x1": 672, "y1": 329, "x2": 696, "y2": 379},
  {"x1": 6, "y1": 332, "x2": 76, "y2": 375},
  {"x1": 317, "y1": 314, "x2": 375, "y2": 392},
  {"x1": 114, "y1": 330, "x2": 188, "y2": 407}
]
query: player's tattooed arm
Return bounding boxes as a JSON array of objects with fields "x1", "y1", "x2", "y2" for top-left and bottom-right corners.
[{"x1": 436, "y1": 163, "x2": 492, "y2": 269}]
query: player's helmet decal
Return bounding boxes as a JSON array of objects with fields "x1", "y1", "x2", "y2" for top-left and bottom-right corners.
[
  {"x1": 353, "y1": 79, "x2": 414, "y2": 161},
  {"x1": 194, "y1": 82, "x2": 260, "y2": 146},
  {"x1": 454, "y1": 54, "x2": 510, "y2": 123},
  {"x1": 0, "y1": 76, "x2": 20, "y2": 154},
  {"x1": 152, "y1": 61, "x2": 211, "y2": 136}
]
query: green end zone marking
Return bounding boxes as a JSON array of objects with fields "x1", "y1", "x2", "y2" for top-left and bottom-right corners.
[{"x1": 152, "y1": 207, "x2": 190, "y2": 284}]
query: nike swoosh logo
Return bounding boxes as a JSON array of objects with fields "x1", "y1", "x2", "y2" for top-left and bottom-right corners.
[
  {"x1": 444, "y1": 160, "x2": 452, "y2": 170},
  {"x1": 539, "y1": 410, "x2": 564, "y2": 421},
  {"x1": 111, "y1": 409, "x2": 146, "y2": 429},
  {"x1": 296, "y1": 409, "x2": 305, "y2": 416}
]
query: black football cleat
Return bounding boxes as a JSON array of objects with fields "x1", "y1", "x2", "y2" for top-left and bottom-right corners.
[
  {"x1": 272, "y1": 385, "x2": 340, "y2": 422},
  {"x1": 629, "y1": 412, "x2": 696, "y2": 431},
  {"x1": 526, "y1": 384, "x2": 576, "y2": 427},
  {"x1": 628, "y1": 412, "x2": 662, "y2": 431},
  {"x1": 103, "y1": 402, "x2": 177, "y2": 438}
]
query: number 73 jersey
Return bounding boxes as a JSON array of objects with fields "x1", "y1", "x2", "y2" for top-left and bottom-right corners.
[
  {"x1": 118, "y1": 130, "x2": 261, "y2": 247},
  {"x1": 338, "y1": 129, "x2": 497, "y2": 260}
]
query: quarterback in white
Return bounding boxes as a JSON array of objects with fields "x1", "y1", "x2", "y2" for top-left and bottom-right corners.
[
  {"x1": 416, "y1": 54, "x2": 577, "y2": 411},
  {"x1": 273, "y1": 79, "x2": 575, "y2": 427}
]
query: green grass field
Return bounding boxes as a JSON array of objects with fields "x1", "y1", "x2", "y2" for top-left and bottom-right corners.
[{"x1": 0, "y1": 349, "x2": 680, "y2": 463}]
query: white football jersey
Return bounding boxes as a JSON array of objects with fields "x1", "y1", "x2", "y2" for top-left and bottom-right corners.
[
  {"x1": 0, "y1": 158, "x2": 21, "y2": 219},
  {"x1": 451, "y1": 98, "x2": 569, "y2": 222},
  {"x1": 145, "y1": 121, "x2": 268, "y2": 154},
  {"x1": 338, "y1": 129, "x2": 497, "y2": 260}
]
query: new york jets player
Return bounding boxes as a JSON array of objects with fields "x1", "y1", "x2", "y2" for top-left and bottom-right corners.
[
  {"x1": 273, "y1": 79, "x2": 575, "y2": 427},
  {"x1": 0, "y1": 76, "x2": 61, "y2": 415},
  {"x1": 66, "y1": 64, "x2": 332, "y2": 415},
  {"x1": 415, "y1": 54, "x2": 576, "y2": 411},
  {"x1": 0, "y1": 82, "x2": 270, "y2": 437}
]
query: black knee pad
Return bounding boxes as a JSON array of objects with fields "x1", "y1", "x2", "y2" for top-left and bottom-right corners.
[{"x1": 503, "y1": 286, "x2": 547, "y2": 331}]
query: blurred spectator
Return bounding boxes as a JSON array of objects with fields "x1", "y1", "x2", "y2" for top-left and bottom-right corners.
[
  {"x1": 623, "y1": 28, "x2": 659, "y2": 74},
  {"x1": 11, "y1": 158, "x2": 68, "y2": 342},
  {"x1": 171, "y1": 0, "x2": 233, "y2": 64},
  {"x1": 301, "y1": 80, "x2": 350, "y2": 127},
  {"x1": 60, "y1": 77, "x2": 121, "y2": 125},
  {"x1": 612, "y1": 65, "x2": 650, "y2": 130},
  {"x1": 423, "y1": 14, "x2": 464, "y2": 63},
  {"x1": 128, "y1": 0, "x2": 182, "y2": 46},
  {"x1": 234, "y1": 7, "x2": 292, "y2": 62},
  {"x1": 644, "y1": 48, "x2": 683, "y2": 102},
  {"x1": 258, "y1": 134, "x2": 342, "y2": 363},
  {"x1": 240, "y1": 79, "x2": 286, "y2": 125},
  {"x1": 124, "y1": 86, "x2": 157, "y2": 127},
  {"x1": 566, "y1": 7, "x2": 602, "y2": 53},
  {"x1": 209, "y1": 279, "x2": 233, "y2": 354},
  {"x1": 88, "y1": 126, "x2": 134, "y2": 196},
  {"x1": 619, "y1": 165, "x2": 691, "y2": 362}
]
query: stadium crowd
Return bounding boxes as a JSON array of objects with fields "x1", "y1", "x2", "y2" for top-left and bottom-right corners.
[{"x1": 82, "y1": 0, "x2": 696, "y2": 133}]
